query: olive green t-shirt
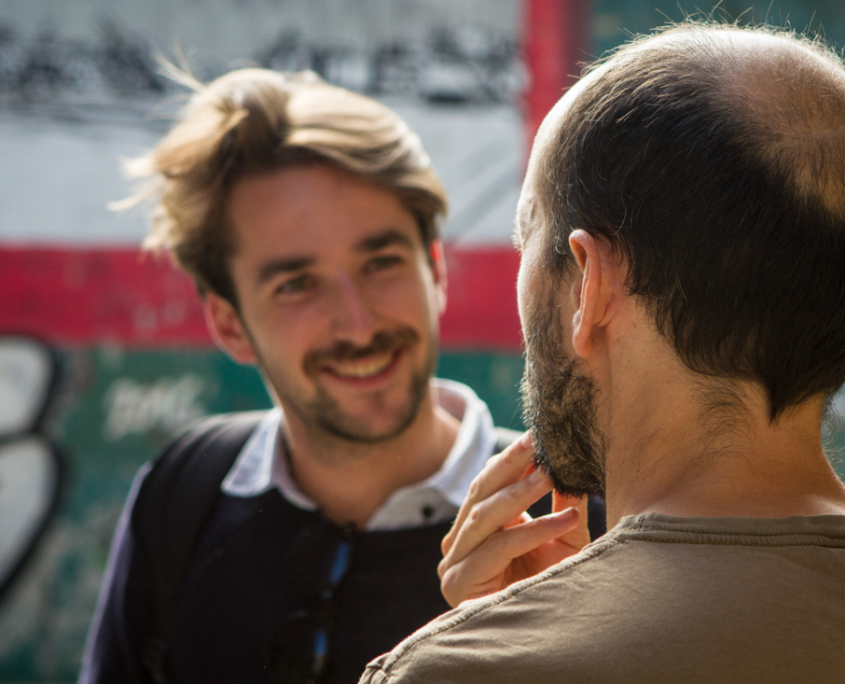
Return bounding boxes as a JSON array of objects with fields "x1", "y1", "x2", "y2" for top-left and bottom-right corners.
[{"x1": 361, "y1": 514, "x2": 845, "y2": 684}]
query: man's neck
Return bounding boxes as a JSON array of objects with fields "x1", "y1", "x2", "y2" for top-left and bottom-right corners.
[
  {"x1": 602, "y1": 372, "x2": 845, "y2": 529},
  {"x1": 279, "y1": 384, "x2": 460, "y2": 529}
]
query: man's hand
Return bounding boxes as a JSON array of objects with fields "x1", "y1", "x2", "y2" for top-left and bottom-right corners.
[{"x1": 438, "y1": 433, "x2": 591, "y2": 608}]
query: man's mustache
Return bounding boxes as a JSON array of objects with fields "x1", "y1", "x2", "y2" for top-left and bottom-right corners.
[{"x1": 303, "y1": 328, "x2": 420, "y2": 374}]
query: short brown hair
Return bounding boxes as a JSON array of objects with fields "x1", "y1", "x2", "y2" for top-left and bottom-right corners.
[
  {"x1": 539, "y1": 23, "x2": 845, "y2": 418},
  {"x1": 124, "y1": 68, "x2": 448, "y2": 305}
]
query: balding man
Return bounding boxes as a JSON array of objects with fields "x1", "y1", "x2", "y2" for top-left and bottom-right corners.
[{"x1": 360, "y1": 23, "x2": 845, "y2": 683}]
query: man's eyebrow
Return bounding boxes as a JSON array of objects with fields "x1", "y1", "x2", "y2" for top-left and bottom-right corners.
[
  {"x1": 356, "y1": 229, "x2": 415, "y2": 253},
  {"x1": 257, "y1": 256, "x2": 315, "y2": 284}
]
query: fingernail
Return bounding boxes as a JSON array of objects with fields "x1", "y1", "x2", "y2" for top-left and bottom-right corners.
[
  {"x1": 529, "y1": 468, "x2": 545, "y2": 483},
  {"x1": 519, "y1": 432, "x2": 533, "y2": 449}
]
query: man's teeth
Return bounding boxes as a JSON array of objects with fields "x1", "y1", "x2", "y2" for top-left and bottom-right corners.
[{"x1": 329, "y1": 352, "x2": 395, "y2": 378}]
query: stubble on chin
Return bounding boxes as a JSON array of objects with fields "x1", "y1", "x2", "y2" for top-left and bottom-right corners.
[
  {"x1": 273, "y1": 326, "x2": 438, "y2": 445},
  {"x1": 307, "y1": 362, "x2": 432, "y2": 443}
]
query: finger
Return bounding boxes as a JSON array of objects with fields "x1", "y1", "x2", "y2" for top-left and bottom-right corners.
[
  {"x1": 553, "y1": 492, "x2": 592, "y2": 548},
  {"x1": 442, "y1": 432, "x2": 535, "y2": 555},
  {"x1": 440, "y1": 507, "x2": 580, "y2": 607},
  {"x1": 552, "y1": 492, "x2": 588, "y2": 515},
  {"x1": 441, "y1": 467, "x2": 553, "y2": 575}
]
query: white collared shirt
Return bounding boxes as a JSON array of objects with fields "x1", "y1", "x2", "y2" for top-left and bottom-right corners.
[{"x1": 221, "y1": 379, "x2": 497, "y2": 531}]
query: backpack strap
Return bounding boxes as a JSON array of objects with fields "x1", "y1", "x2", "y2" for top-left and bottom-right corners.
[{"x1": 132, "y1": 411, "x2": 265, "y2": 684}]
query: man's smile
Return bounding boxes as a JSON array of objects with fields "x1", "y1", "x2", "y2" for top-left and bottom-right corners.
[
  {"x1": 304, "y1": 326, "x2": 421, "y2": 390},
  {"x1": 321, "y1": 349, "x2": 400, "y2": 380}
]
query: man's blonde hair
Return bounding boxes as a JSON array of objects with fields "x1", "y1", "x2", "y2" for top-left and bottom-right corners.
[{"x1": 125, "y1": 68, "x2": 448, "y2": 305}]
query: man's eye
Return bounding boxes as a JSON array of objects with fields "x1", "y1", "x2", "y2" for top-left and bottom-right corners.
[
  {"x1": 276, "y1": 275, "x2": 314, "y2": 294},
  {"x1": 366, "y1": 255, "x2": 402, "y2": 273}
]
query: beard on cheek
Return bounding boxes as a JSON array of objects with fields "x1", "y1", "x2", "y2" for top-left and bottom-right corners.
[{"x1": 521, "y1": 294, "x2": 607, "y2": 499}]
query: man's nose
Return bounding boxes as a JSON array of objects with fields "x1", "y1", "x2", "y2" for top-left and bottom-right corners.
[{"x1": 328, "y1": 276, "x2": 378, "y2": 345}]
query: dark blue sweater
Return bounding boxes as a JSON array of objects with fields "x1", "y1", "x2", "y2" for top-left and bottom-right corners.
[{"x1": 81, "y1": 485, "x2": 454, "y2": 684}]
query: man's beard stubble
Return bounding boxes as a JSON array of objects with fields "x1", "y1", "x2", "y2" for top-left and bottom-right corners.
[
  {"x1": 259, "y1": 326, "x2": 436, "y2": 445},
  {"x1": 304, "y1": 328, "x2": 435, "y2": 443},
  {"x1": 521, "y1": 287, "x2": 607, "y2": 498}
]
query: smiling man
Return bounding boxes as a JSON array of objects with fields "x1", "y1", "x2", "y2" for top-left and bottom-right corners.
[
  {"x1": 208, "y1": 164, "x2": 454, "y2": 529},
  {"x1": 78, "y1": 69, "x2": 589, "y2": 684}
]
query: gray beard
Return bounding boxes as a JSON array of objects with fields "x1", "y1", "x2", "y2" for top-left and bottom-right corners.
[{"x1": 520, "y1": 291, "x2": 607, "y2": 498}]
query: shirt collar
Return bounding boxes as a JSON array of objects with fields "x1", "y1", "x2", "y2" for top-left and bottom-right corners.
[{"x1": 221, "y1": 379, "x2": 496, "y2": 531}]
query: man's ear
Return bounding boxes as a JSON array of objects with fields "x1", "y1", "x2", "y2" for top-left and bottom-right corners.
[
  {"x1": 430, "y1": 240, "x2": 448, "y2": 316},
  {"x1": 567, "y1": 230, "x2": 614, "y2": 358},
  {"x1": 203, "y1": 293, "x2": 258, "y2": 364}
]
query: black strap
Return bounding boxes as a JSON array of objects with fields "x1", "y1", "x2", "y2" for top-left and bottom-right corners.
[{"x1": 132, "y1": 411, "x2": 265, "y2": 684}]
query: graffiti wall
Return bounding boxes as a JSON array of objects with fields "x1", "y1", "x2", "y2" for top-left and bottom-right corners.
[{"x1": 2, "y1": 1, "x2": 845, "y2": 681}]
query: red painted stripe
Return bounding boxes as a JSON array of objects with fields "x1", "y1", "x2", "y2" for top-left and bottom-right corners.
[
  {"x1": 1, "y1": 247, "x2": 211, "y2": 347},
  {"x1": 0, "y1": 245, "x2": 523, "y2": 351},
  {"x1": 523, "y1": 0, "x2": 591, "y2": 146},
  {"x1": 442, "y1": 246, "x2": 522, "y2": 350}
]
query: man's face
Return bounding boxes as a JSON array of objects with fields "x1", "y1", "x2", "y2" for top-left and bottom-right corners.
[
  {"x1": 515, "y1": 169, "x2": 607, "y2": 498},
  {"x1": 218, "y1": 164, "x2": 444, "y2": 443}
]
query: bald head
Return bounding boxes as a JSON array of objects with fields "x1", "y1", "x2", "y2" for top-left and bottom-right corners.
[
  {"x1": 527, "y1": 23, "x2": 845, "y2": 418},
  {"x1": 716, "y1": 30, "x2": 845, "y2": 217}
]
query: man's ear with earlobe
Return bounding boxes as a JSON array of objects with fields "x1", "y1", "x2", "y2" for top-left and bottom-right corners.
[
  {"x1": 430, "y1": 239, "x2": 448, "y2": 316},
  {"x1": 567, "y1": 230, "x2": 615, "y2": 359},
  {"x1": 203, "y1": 292, "x2": 258, "y2": 364}
]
